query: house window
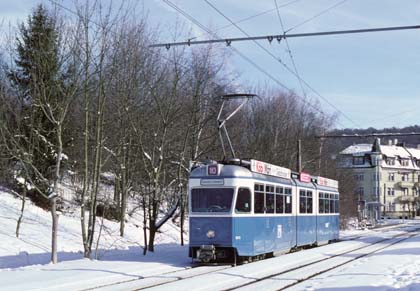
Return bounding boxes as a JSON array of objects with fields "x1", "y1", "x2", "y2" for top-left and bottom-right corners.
[
  {"x1": 387, "y1": 187, "x2": 395, "y2": 196},
  {"x1": 387, "y1": 202, "x2": 396, "y2": 211},
  {"x1": 401, "y1": 173, "x2": 409, "y2": 182},
  {"x1": 388, "y1": 173, "x2": 395, "y2": 181},
  {"x1": 354, "y1": 174, "x2": 364, "y2": 181},
  {"x1": 353, "y1": 156, "x2": 365, "y2": 165},
  {"x1": 356, "y1": 187, "x2": 364, "y2": 199},
  {"x1": 385, "y1": 158, "x2": 395, "y2": 166},
  {"x1": 400, "y1": 159, "x2": 409, "y2": 167}
]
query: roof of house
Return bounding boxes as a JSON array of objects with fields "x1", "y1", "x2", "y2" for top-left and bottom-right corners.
[
  {"x1": 341, "y1": 143, "x2": 420, "y2": 159},
  {"x1": 340, "y1": 144, "x2": 372, "y2": 156}
]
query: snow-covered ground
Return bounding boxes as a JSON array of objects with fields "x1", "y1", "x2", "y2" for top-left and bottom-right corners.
[{"x1": 1, "y1": 187, "x2": 420, "y2": 291}]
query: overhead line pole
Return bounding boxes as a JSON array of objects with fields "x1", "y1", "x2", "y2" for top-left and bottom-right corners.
[{"x1": 150, "y1": 24, "x2": 420, "y2": 48}]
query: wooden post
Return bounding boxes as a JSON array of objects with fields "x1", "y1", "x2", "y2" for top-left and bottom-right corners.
[{"x1": 297, "y1": 139, "x2": 302, "y2": 173}]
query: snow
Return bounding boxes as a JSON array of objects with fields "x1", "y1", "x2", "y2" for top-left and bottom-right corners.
[
  {"x1": 340, "y1": 144, "x2": 372, "y2": 156},
  {"x1": 406, "y1": 147, "x2": 420, "y2": 159},
  {"x1": 1, "y1": 187, "x2": 420, "y2": 291},
  {"x1": 380, "y1": 145, "x2": 411, "y2": 159},
  {"x1": 289, "y1": 232, "x2": 420, "y2": 291},
  {"x1": 341, "y1": 143, "x2": 420, "y2": 161},
  {"x1": 144, "y1": 151, "x2": 152, "y2": 161}
]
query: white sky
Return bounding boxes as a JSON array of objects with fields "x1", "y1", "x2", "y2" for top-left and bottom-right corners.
[{"x1": 1, "y1": 0, "x2": 420, "y2": 130}]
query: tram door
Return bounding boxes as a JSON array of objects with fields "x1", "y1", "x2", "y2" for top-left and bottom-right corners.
[
  {"x1": 296, "y1": 188, "x2": 316, "y2": 246},
  {"x1": 254, "y1": 184, "x2": 277, "y2": 254},
  {"x1": 265, "y1": 185, "x2": 276, "y2": 252}
]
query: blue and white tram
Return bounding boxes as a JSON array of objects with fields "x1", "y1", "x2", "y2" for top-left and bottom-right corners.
[{"x1": 188, "y1": 159, "x2": 340, "y2": 263}]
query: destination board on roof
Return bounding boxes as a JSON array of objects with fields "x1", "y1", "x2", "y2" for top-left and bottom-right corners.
[
  {"x1": 317, "y1": 176, "x2": 339, "y2": 188},
  {"x1": 299, "y1": 172, "x2": 311, "y2": 183},
  {"x1": 250, "y1": 159, "x2": 291, "y2": 179}
]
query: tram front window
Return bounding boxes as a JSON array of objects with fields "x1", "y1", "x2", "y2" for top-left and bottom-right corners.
[{"x1": 191, "y1": 188, "x2": 233, "y2": 212}]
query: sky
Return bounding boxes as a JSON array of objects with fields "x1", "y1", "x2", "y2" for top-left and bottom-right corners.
[{"x1": 1, "y1": 0, "x2": 420, "y2": 130}]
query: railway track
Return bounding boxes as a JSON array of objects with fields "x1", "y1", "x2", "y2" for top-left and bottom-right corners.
[
  {"x1": 84, "y1": 263, "x2": 232, "y2": 291},
  {"x1": 229, "y1": 227, "x2": 420, "y2": 291},
  {"x1": 85, "y1": 224, "x2": 418, "y2": 291}
]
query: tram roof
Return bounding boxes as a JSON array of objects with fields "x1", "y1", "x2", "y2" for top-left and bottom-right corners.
[
  {"x1": 190, "y1": 163, "x2": 293, "y2": 185},
  {"x1": 189, "y1": 159, "x2": 338, "y2": 189}
]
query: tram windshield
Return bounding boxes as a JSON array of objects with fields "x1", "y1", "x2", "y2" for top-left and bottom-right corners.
[{"x1": 191, "y1": 188, "x2": 233, "y2": 213}]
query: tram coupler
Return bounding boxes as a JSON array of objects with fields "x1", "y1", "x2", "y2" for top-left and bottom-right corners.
[{"x1": 197, "y1": 245, "x2": 216, "y2": 263}]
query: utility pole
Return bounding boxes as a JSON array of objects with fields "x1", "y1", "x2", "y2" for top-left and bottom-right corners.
[
  {"x1": 297, "y1": 139, "x2": 302, "y2": 173},
  {"x1": 150, "y1": 24, "x2": 420, "y2": 49}
]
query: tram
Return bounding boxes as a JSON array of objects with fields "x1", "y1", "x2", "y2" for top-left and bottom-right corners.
[{"x1": 188, "y1": 158, "x2": 339, "y2": 263}]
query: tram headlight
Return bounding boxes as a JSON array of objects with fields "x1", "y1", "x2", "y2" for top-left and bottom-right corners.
[{"x1": 206, "y1": 230, "x2": 215, "y2": 238}]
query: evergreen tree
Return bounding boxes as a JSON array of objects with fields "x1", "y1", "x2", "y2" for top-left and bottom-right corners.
[{"x1": 9, "y1": 4, "x2": 62, "y2": 195}]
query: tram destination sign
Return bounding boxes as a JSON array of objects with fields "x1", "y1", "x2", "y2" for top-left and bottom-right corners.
[
  {"x1": 317, "y1": 176, "x2": 339, "y2": 188},
  {"x1": 250, "y1": 159, "x2": 291, "y2": 179}
]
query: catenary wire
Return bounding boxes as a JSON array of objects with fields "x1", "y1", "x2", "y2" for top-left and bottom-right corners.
[
  {"x1": 285, "y1": 0, "x2": 349, "y2": 33},
  {"x1": 162, "y1": 0, "x2": 290, "y2": 92},
  {"x1": 274, "y1": 0, "x2": 307, "y2": 98},
  {"x1": 47, "y1": 0, "x2": 293, "y2": 103},
  {"x1": 47, "y1": 0, "x2": 349, "y2": 129},
  {"x1": 163, "y1": 0, "x2": 350, "y2": 128},
  {"x1": 46, "y1": 0, "x2": 195, "y2": 73},
  {"x1": 203, "y1": 0, "x2": 359, "y2": 127},
  {"x1": 150, "y1": 25, "x2": 420, "y2": 48},
  {"x1": 189, "y1": 0, "x2": 303, "y2": 41},
  {"x1": 273, "y1": 0, "x2": 356, "y2": 127},
  {"x1": 204, "y1": 0, "x2": 307, "y2": 99}
]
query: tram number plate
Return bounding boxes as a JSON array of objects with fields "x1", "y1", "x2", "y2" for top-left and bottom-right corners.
[{"x1": 277, "y1": 224, "x2": 282, "y2": 239}]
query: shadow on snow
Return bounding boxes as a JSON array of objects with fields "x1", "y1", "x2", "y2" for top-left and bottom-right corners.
[{"x1": 0, "y1": 243, "x2": 189, "y2": 269}]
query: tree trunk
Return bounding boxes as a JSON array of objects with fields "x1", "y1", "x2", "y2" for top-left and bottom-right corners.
[
  {"x1": 148, "y1": 224, "x2": 156, "y2": 252},
  {"x1": 180, "y1": 193, "x2": 185, "y2": 246},
  {"x1": 81, "y1": 18, "x2": 90, "y2": 259},
  {"x1": 120, "y1": 168, "x2": 127, "y2": 236},
  {"x1": 50, "y1": 197, "x2": 58, "y2": 264},
  {"x1": 142, "y1": 196, "x2": 148, "y2": 255},
  {"x1": 16, "y1": 185, "x2": 27, "y2": 238}
]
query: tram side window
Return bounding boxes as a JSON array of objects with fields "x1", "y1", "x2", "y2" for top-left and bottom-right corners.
[
  {"x1": 319, "y1": 193, "x2": 339, "y2": 214},
  {"x1": 325, "y1": 193, "x2": 330, "y2": 213},
  {"x1": 334, "y1": 194, "x2": 340, "y2": 213},
  {"x1": 329, "y1": 193, "x2": 334, "y2": 213},
  {"x1": 285, "y1": 187, "x2": 292, "y2": 213},
  {"x1": 254, "y1": 184, "x2": 265, "y2": 213},
  {"x1": 319, "y1": 192, "x2": 325, "y2": 213},
  {"x1": 266, "y1": 185, "x2": 275, "y2": 213},
  {"x1": 275, "y1": 186, "x2": 284, "y2": 213},
  {"x1": 299, "y1": 190, "x2": 306, "y2": 213},
  {"x1": 235, "y1": 188, "x2": 251, "y2": 213},
  {"x1": 299, "y1": 190, "x2": 313, "y2": 214},
  {"x1": 307, "y1": 191, "x2": 313, "y2": 213}
]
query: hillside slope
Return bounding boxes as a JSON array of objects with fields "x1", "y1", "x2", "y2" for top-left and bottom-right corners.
[{"x1": 0, "y1": 186, "x2": 187, "y2": 269}]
